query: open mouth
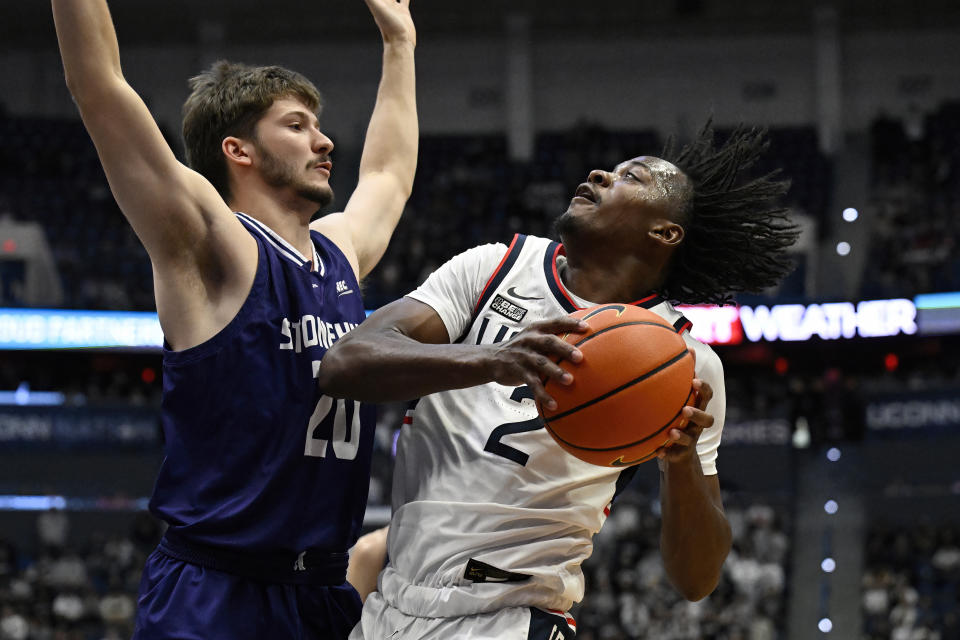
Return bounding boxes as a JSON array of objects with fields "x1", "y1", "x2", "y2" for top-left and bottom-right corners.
[{"x1": 573, "y1": 183, "x2": 598, "y2": 203}]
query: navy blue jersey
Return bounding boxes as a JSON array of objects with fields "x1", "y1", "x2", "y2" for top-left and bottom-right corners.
[{"x1": 150, "y1": 213, "x2": 375, "y2": 555}]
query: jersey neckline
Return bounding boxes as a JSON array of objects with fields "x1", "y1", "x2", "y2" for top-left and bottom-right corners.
[{"x1": 235, "y1": 212, "x2": 325, "y2": 275}]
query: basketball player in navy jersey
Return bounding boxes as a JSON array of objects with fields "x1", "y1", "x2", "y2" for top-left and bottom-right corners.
[
  {"x1": 52, "y1": 0, "x2": 416, "y2": 638},
  {"x1": 320, "y1": 125, "x2": 799, "y2": 638}
]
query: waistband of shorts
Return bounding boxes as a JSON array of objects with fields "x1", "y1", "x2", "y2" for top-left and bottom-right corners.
[{"x1": 158, "y1": 531, "x2": 348, "y2": 585}]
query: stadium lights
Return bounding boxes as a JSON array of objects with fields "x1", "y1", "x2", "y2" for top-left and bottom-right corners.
[
  {"x1": 819, "y1": 618, "x2": 833, "y2": 633},
  {"x1": 824, "y1": 500, "x2": 839, "y2": 514},
  {"x1": 842, "y1": 207, "x2": 859, "y2": 222},
  {"x1": 826, "y1": 447, "x2": 841, "y2": 462},
  {"x1": 836, "y1": 241, "x2": 851, "y2": 256},
  {"x1": 821, "y1": 557, "x2": 836, "y2": 572}
]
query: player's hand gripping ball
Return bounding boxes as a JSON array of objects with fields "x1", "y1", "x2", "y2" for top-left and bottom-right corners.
[{"x1": 537, "y1": 304, "x2": 696, "y2": 467}]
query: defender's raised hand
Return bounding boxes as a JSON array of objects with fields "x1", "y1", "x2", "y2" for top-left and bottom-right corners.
[{"x1": 364, "y1": 0, "x2": 416, "y2": 45}]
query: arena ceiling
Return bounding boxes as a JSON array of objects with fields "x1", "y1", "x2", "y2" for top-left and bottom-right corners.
[{"x1": 2, "y1": 0, "x2": 959, "y2": 50}]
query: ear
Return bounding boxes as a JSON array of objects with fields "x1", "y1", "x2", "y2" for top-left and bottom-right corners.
[
  {"x1": 222, "y1": 136, "x2": 254, "y2": 168},
  {"x1": 649, "y1": 221, "x2": 685, "y2": 247}
]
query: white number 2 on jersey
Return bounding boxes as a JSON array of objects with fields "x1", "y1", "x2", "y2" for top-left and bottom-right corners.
[{"x1": 304, "y1": 360, "x2": 361, "y2": 460}]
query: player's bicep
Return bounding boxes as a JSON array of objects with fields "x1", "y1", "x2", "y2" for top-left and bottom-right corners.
[
  {"x1": 360, "y1": 297, "x2": 451, "y2": 345},
  {"x1": 341, "y1": 172, "x2": 409, "y2": 278},
  {"x1": 74, "y1": 79, "x2": 234, "y2": 262}
]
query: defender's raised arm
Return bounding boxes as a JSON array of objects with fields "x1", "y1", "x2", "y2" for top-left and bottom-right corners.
[
  {"x1": 52, "y1": 0, "x2": 258, "y2": 351},
  {"x1": 51, "y1": 1, "x2": 240, "y2": 265},
  {"x1": 312, "y1": 0, "x2": 418, "y2": 279}
]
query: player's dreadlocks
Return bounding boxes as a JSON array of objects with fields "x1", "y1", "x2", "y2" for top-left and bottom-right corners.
[{"x1": 660, "y1": 122, "x2": 800, "y2": 306}]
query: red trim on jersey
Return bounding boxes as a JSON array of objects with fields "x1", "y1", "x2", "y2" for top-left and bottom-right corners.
[
  {"x1": 676, "y1": 320, "x2": 693, "y2": 334},
  {"x1": 546, "y1": 608, "x2": 578, "y2": 630},
  {"x1": 603, "y1": 505, "x2": 611, "y2": 517},
  {"x1": 473, "y1": 234, "x2": 521, "y2": 316},
  {"x1": 551, "y1": 244, "x2": 584, "y2": 310},
  {"x1": 631, "y1": 293, "x2": 660, "y2": 306},
  {"x1": 402, "y1": 416, "x2": 413, "y2": 425}
]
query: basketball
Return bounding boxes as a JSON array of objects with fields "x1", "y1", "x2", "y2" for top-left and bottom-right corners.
[{"x1": 538, "y1": 304, "x2": 697, "y2": 467}]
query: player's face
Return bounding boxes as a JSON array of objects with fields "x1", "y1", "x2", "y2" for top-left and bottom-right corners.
[
  {"x1": 557, "y1": 155, "x2": 691, "y2": 240},
  {"x1": 251, "y1": 97, "x2": 335, "y2": 207}
]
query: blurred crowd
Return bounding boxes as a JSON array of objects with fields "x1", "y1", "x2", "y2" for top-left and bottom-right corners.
[
  {"x1": 0, "y1": 499, "x2": 791, "y2": 640},
  {"x1": 574, "y1": 497, "x2": 790, "y2": 640},
  {"x1": 0, "y1": 511, "x2": 161, "y2": 640},
  {"x1": 5, "y1": 105, "x2": 960, "y2": 309},
  {"x1": 862, "y1": 523, "x2": 960, "y2": 640},
  {"x1": 864, "y1": 103, "x2": 960, "y2": 298},
  {"x1": 1, "y1": 115, "x2": 831, "y2": 310}
]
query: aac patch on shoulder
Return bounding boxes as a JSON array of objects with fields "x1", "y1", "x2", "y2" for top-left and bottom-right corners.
[{"x1": 490, "y1": 294, "x2": 528, "y2": 322}]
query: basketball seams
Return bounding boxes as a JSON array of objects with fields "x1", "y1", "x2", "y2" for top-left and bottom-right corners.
[
  {"x1": 569, "y1": 320, "x2": 679, "y2": 348},
  {"x1": 545, "y1": 385, "x2": 696, "y2": 454},
  {"x1": 542, "y1": 349, "x2": 692, "y2": 422}
]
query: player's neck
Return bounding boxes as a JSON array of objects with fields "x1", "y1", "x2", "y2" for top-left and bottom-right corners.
[
  {"x1": 560, "y1": 245, "x2": 665, "y2": 304},
  {"x1": 230, "y1": 189, "x2": 316, "y2": 258}
]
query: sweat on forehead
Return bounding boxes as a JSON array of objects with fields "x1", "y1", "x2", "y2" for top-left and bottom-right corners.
[{"x1": 620, "y1": 156, "x2": 692, "y2": 200}]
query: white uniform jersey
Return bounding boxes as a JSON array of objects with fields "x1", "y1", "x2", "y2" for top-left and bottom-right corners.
[{"x1": 380, "y1": 234, "x2": 726, "y2": 619}]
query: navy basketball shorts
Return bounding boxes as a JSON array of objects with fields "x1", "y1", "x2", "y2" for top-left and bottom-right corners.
[{"x1": 133, "y1": 547, "x2": 362, "y2": 640}]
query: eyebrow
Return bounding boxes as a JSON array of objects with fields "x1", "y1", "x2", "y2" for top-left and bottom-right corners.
[{"x1": 618, "y1": 160, "x2": 653, "y2": 178}]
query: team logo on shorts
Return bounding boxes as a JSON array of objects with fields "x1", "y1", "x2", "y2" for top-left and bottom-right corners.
[{"x1": 490, "y1": 294, "x2": 528, "y2": 322}]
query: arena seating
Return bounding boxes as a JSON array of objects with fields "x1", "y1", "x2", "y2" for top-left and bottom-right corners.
[
  {"x1": 574, "y1": 495, "x2": 791, "y2": 640},
  {"x1": 864, "y1": 102, "x2": 960, "y2": 298},
  {"x1": 861, "y1": 522, "x2": 960, "y2": 640},
  {"x1": 1, "y1": 114, "x2": 833, "y2": 310}
]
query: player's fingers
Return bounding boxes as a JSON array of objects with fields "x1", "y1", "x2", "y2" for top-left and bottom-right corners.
[
  {"x1": 541, "y1": 359, "x2": 574, "y2": 386},
  {"x1": 530, "y1": 334, "x2": 583, "y2": 364},
  {"x1": 667, "y1": 429, "x2": 697, "y2": 447},
  {"x1": 692, "y1": 378, "x2": 713, "y2": 408},
  {"x1": 682, "y1": 405, "x2": 714, "y2": 430},
  {"x1": 531, "y1": 317, "x2": 589, "y2": 337},
  {"x1": 655, "y1": 442, "x2": 674, "y2": 460},
  {"x1": 525, "y1": 353, "x2": 573, "y2": 387},
  {"x1": 529, "y1": 377, "x2": 557, "y2": 411}
]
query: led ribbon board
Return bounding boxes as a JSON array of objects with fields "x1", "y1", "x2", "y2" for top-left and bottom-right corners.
[
  {"x1": 1, "y1": 295, "x2": 956, "y2": 350},
  {"x1": 0, "y1": 309, "x2": 163, "y2": 350},
  {"x1": 679, "y1": 297, "x2": 922, "y2": 345}
]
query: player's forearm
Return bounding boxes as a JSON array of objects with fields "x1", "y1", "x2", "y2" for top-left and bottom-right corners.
[
  {"x1": 659, "y1": 458, "x2": 731, "y2": 601},
  {"x1": 52, "y1": 0, "x2": 124, "y2": 100},
  {"x1": 318, "y1": 327, "x2": 494, "y2": 402},
  {"x1": 357, "y1": 40, "x2": 418, "y2": 196}
]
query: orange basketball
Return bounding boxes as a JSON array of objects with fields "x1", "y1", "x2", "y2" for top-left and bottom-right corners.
[{"x1": 537, "y1": 304, "x2": 696, "y2": 467}]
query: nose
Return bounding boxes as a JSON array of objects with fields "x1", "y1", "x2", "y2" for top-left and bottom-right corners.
[
  {"x1": 588, "y1": 169, "x2": 611, "y2": 187},
  {"x1": 313, "y1": 129, "x2": 334, "y2": 155}
]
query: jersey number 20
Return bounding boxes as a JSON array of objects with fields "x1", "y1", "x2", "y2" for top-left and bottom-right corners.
[{"x1": 304, "y1": 360, "x2": 361, "y2": 460}]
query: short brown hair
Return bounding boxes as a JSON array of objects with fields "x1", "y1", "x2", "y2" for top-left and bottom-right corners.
[{"x1": 182, "y1": 60, "x2": 323, "y2": 202}]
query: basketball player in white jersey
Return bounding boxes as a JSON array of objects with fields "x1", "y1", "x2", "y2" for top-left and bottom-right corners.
[{"x1": 320, "y1": 125, "x2": 799, "y2": 638}]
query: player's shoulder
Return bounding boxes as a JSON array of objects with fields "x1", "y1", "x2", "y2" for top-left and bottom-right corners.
[
  {"x1": 440, "y1": 241, "x2": 511, "y2": 274},
  {"x1": 658, "y1": 300, "x2": 723, "y2": 377},
  {"x1": 684, "y1": 333, "x2": 723, "y2": 383}
]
